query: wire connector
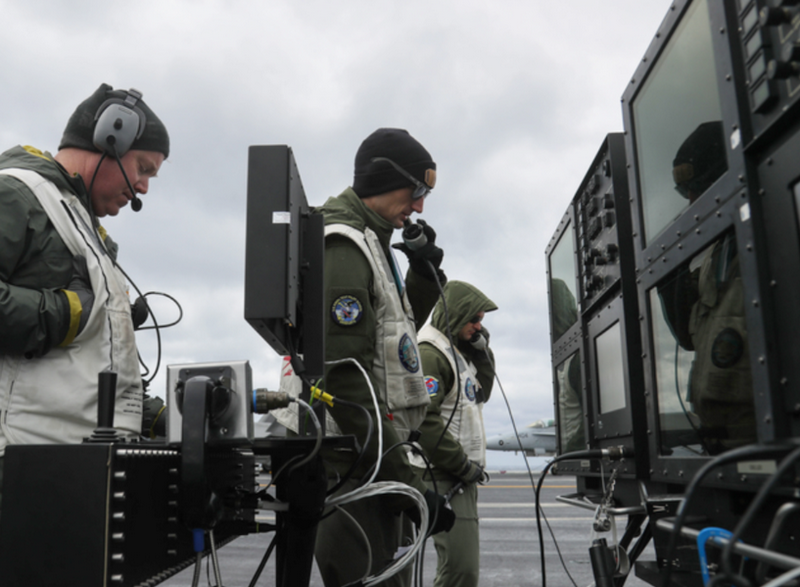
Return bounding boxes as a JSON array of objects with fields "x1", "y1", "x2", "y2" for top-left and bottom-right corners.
[
  {"x1": 311, "y1": 385, "x2": 335, "y2": 407},
  {"x1": 601, "y1": 446, "x2": 631, "y2": 460},
  {"x1": 251, "y1": 389, "x2": 292, "y2": 413}
]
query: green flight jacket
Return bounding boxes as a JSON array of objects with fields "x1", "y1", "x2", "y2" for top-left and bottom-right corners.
[{"x1": 0, "y1": 145, "x2": 115, "y2": 357}]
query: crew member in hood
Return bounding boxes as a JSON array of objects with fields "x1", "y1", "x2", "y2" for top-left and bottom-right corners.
[{"x1": 414, "y1": 280, "x2": 498, "y2": 587}]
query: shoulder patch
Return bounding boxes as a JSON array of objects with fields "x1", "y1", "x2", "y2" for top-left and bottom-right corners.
[
  {"x1": 425, "y1": 376, "x2": 439, "y2": 396},
  {"x1": 331, "y1": 295, "x2": 363, "y2": 326}
]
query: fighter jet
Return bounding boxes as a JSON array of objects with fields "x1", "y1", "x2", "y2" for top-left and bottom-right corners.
[{"x1": 485, "y1": 419, "x2": 557, "y2": 456}]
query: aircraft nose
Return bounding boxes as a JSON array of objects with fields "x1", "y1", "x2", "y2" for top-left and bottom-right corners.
[{"x1": 485, "y1": 436, "x2": 504, "y2": 450}]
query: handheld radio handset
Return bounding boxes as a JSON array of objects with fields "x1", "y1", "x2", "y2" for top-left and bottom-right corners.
[{"x1": 402, "y1": 219, "x2": 427, "y2": 251}]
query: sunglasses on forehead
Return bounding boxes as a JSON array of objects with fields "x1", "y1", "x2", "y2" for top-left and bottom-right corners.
[{"x1": 371, "y1": 157, "x2": 431, "y2": 200}]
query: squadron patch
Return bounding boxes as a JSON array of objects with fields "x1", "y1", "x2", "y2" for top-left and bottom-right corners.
[
  {"x1": 711, "y1": 327, "x2": 744, "y2": 369},
  {"x1": 331, "y1": 295, "x2": 363, "y2": 326},
  {"x1": 465, "y1": 378, "x2": 477, "y2": 401},
  {"x1": 425, "y1": 376, "x2": 439, "y2": 396},
  {"x1": 398, "y1": 333, "x2": 420, "y2": 373}
]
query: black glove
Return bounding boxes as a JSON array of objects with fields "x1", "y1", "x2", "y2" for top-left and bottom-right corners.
[
  {"x1": 131, "y1": 296, "x2": 149, "y2": 330},
  {"x1": 63, "y1": 255, "x2": 95, "y2": 337},
  {"x1": 423, "y1": 489, "x2": 456, "y2": 535},
  {"x1": 142, "y1": 394, "x2": 167, "y2": 439},
  {"x1": 457, "y1": 457, "x2": 489, "y2": 485},
  {"x1": 392, "y1": 219, "x2": 445, "y2": 282}
]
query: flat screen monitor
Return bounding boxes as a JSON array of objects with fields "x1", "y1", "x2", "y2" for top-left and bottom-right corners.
[
  {"x1": 629, "y1": 0, "x2": 729, "y2": 248},
  {"x1": 244, "y1": 145, "x2": 324, "y2": 379}
]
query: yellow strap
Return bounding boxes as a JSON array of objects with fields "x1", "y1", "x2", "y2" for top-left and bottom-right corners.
[{"x1": 58, "y1": 289, "x2": 82, "y2": 347}]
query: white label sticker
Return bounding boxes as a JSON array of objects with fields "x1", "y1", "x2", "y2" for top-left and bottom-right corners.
[
  {"x1": 740, "y1": 202, "x2": 751, "y2": 223},
  {"x1": 730, "y1": 128, "x2": 741, "y2": 151},
  {"x1": 273, "y1": 211, "x2": 291, "y2": 224}
]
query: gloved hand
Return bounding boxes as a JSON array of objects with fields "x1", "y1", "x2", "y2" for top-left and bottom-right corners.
[
  {"x1": 131, "y1": 296, "x2": 149, "y2": 330},
  {"x1": 63, "y1": 255, "x2": 95, "y2": 338},
  {"x1": 392, "y1": 219, "x2": 445, "y2": 282},
  {"x1": 423, "y1": 489, "x2": 456, "y2": 535},
  {"x1": 142, "y1": 394, "x2": 167, "y2": 439},
  {"x1": 457, "y1": 457, "x2": 489, "y2": 485}
]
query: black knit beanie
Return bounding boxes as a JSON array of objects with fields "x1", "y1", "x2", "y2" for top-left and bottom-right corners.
[
  {"x1": 59, "y1": 83, "x2": 170, "y2": 158},
  {"x1": 352, "y1": 128, "x2": 436, "y2": 198}
]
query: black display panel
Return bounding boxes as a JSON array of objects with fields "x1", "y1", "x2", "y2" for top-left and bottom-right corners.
[
  {"x1": 244, "y1": 146, "x2": 324, "y2": 379},
  {"x1": 622, "y1": 0, "x2": 748, "y2": 268},
  {"x1": 546, "y1": 134, "x2": 646, "y2": 478}
]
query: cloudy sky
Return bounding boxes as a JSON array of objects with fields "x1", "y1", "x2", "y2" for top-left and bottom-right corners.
[{"x1": 2, "y1": 0, "x2": 672, "y2": 469}]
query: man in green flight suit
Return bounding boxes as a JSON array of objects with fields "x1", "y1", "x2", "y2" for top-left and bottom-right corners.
[
  {"x1": 313, "y1": 128, "x2": 455, "y2": 587},
  {"x1": 413, "y1": 280, "x2": 498, "y2": 587}
]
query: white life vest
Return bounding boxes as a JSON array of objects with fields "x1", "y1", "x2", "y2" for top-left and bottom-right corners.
[
  {"x1": 0, "y1": 168, "x2": 142, "y2": 454},
  {"x1": 271, "y1": 224, "x2": 429, "y2": 440},
  {"x1": 416, "y1": 324, "x2": 486, "y2": 467}
]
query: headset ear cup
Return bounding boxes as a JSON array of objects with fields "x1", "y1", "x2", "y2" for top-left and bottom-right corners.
[{"x1": 93, "y1": 101, "x2": 142, "y2": 156}]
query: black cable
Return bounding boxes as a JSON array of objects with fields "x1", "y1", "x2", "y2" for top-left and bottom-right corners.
[
  {"x1": 717, "y1": 444, "x2": 800, "y2": 585},
  {"x1": 422, "y1": 257, "x2": 464, "y2": 466},
  {"x1": 660, "y1": 442, "x2": 795, "y2": 587},
  {"x1": 81, "y1": 148, "x2": 170, "y2": 388},
  {"x1": 491, "y1": 360, "x2": 580, "y2": 587},
  {"x1": 535, "y1": 449, "x2": 609, "y2": 587},
  {"x1": 113, "y1": 261, "x2": 163, "y2": 386},
  {"x1": 247, "y1": 530, "x2": 279, "y2": 587},
  {"x1": 325, "y1": 397, "x2": 374, "y2": 496},
  {"x1": 135, "y1": 291, "x2": 184, "y2": 330}
]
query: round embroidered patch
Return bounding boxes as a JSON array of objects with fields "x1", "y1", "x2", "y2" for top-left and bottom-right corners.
[
  {"x1": 331, "y1": 295, "x2": 363, "y2": 326},
  {"x1": 464, "y1": 378, "x2": 477, "y2": 401},
  {"x1": 398, "y1": 333, "x2": 420, "y2": 373},
  {"x1": 425, "y1": 376, "x2": 439, "y2": 396},
  {"x1": 711, "y1": 327, "x2": 744, "y2": 369}
]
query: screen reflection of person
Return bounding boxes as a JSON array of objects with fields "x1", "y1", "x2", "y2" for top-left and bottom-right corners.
[
  {"x1": 550, "y1": 278, "x2": 585, "y2": 453},
  {"x1": 660, "y1": 121, "x2": 756, "y2": 455}
]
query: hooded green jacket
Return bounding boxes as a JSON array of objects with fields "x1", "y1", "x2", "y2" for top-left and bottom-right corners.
[
  {"x1": 0, "y1": 146, "x2": 113, "y2": 356},
  {"x1": 318, "y1": 188, "x2": 440, "y2": 496},
  {"x1": 417, "y1": 280, "x2": 497, "y2": 480}
]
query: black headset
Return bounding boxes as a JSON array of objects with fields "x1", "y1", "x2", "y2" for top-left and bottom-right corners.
[
  {"x1": 91, "y1": 88, "x2": 147, "y2": 211},
  {"x1": 92, "y1": 88, "x2": 147, "y2": 157}
]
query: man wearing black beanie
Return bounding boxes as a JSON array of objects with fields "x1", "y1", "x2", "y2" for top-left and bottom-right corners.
[
  {"x1": 312, "y1": 128, "x2": 454, "y2": 586},
  {"x1": 0, "y1": 84, "x2": 170, "y2": 509}
]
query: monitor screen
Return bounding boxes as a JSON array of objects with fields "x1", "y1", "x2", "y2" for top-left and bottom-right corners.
[
  {"x1": 549, "y1": 223, "x2": 579, "y2": 342},
  {"x1": 631, "y1": 0, "x2": 728, "y2": 246},
  {"x1": 244, "y1": 145, "x2": 324, "y2": 379},
  {"x1": 595, "y1": 321, "x2": 627, "y2": 414}
]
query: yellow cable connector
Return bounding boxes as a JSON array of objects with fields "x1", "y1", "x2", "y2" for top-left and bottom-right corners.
[{"x1": 310, "y1": 386, "x2": 335, "y2": 407}]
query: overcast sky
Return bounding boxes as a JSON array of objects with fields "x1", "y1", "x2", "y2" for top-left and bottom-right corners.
[{"x1": 2, "y1": 0, "x2": 673, "y2": 469}]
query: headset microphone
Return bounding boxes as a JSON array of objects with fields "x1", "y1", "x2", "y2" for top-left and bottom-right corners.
[
  {"x1": 131, "y1": 195, "x2": 142, "y2": 212},
  {"x1": 402, "y1": 219, "x2": 427, "y2": 251}
]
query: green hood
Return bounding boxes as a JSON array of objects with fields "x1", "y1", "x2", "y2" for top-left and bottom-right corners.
[
  {"x1": 316, "y1": 187, "x2": 396, "y2": 250},
  {"x1": 431, "y1": 280, "x2": 497, "y2": 337},
  {"x1": 0, "y1": 145, "x2": 89, "y2": 210}
]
